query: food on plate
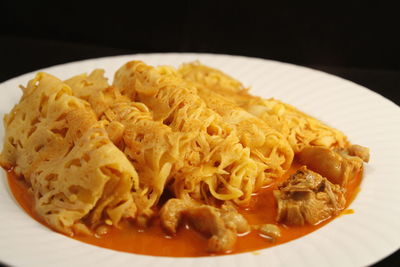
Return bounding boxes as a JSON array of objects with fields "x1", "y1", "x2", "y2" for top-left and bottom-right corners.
[
  {"x1": 179, "y1": 62, "x2": 349, "y2": 153},
  {"x1": 297, "y1": 146, "x2": 369, "y2": 185},
  {"x1": 160, "y1": 198, "x2": 249, "y2": 252},
  {"x1": 274, "y1": 166, "x2": 346, "y2": 225},
  {"x1": 0, "y1": 60, "x2": 369, "y2": 256},
  {"x1": 0, "y1": 73, "x2": 139, "y2": 234}
]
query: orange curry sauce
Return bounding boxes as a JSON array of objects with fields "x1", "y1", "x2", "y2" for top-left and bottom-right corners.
[{"x1": 6, "y1": 162, "x2": 362, "y2": 257}]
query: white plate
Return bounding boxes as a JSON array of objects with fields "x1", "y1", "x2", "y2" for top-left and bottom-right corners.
[{"x1": 0, "y1": 53, "x2": 399, "y2": 267}]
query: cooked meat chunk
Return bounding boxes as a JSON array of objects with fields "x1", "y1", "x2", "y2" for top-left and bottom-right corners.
[
  {"x1": 274, "y1": 166, "x2": 346, "y2": 226},
  {"x1": 160, "y1": 198, "x2": 249, "y2": 252},
  {"x1": 297, "y1": 145, "x2": 368, "y2": 185},
  {"x1": 254, "y1": 224, "x2": 281, "y2": 241},
  {"x1": 344, "y1": 144, "x2": 370, "y2": 163},
  {"x1": 218, "y1": 203, "x2": 250, "y2": 233},
  {"x1": 186, "y1": 206, "x2": 238, "y2": 252},
  {"x1": 159, "y1": 198, "x2": 189, "y2": 234}
]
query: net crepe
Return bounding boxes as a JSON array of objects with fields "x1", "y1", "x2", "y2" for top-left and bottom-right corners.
[
  {"x1": 113, "y1": 61, "x2": 288, "y2": 207},
  {"x1": 185, "y1": 74, "x2": 294, "y2": 185},
  {"x1": 179, "y1": 62, "x2": 348, "y2": 152},
  {"x1": 66, "y1": 70, "x2": 192, "y2": 223},
  {"x1": 0, "y1": 73, "x2": 139, "y2": 234},
  {"x1": 1, "y1": 60, "x2": 352, "y2": 239}
]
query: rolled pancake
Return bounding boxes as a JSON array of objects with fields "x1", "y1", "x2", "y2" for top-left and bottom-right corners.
[{"x1": 0, "y1": 73, "x2": 139, "y2": 234}]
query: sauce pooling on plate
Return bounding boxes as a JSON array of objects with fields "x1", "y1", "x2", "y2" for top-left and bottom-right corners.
[{"x1": 7, "y1": 161, "x2": 362, "y2": 257}]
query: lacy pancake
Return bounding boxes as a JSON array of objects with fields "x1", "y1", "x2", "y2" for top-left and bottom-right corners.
[{"x1": 1, "y1": 61, "x2": 369, "y2": 255}]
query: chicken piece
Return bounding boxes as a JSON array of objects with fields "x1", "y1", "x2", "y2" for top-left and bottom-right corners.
[
  {"x1": 159, "y1": 198, "x2": 189, "y2": 234},
  {"x1": 186, "y1": 206, "x2": 238, "y2": 253},
  {"x1": 274, "y1": 166, "x2": 346, "y2": 226},
  {"x1": 218, "y1": 203, "x2": 251, "y2": 233},
  {"x1": 160, "y1": 198, "x2": 249, "y2": 252},
  {"x1": 253, "y1": 224, "x2": 281, "y2": 241},
  {"x1": 297, "y1": 145, "x2": 368, "y2": 186},
  {"x1": 345, "y1": 144, "x2": 370, "y2": 163}
]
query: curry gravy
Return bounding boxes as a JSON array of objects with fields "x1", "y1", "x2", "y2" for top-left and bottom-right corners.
[{"x1": 6, "y1": 162, "x2": 362, "y2": 257}]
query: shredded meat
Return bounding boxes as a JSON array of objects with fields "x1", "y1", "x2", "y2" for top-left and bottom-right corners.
[
  {"x1": 274, "y1": 166, "x2": 346, "y2": 226},
  {"x1": 160, "y1": 198, "x2": 249, "y2": 252},
  {"x1": 297, "y1": 145, "x2": 368, "y2": 185}
]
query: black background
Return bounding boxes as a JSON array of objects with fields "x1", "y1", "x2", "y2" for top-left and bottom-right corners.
[{"x1": 1, "y1": 1, "x2": 399, "y2": 266}]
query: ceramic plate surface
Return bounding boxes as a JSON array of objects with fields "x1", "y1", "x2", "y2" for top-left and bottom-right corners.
[{"x1": 1, "y1": 53, "x2": 399, "y2": 267}]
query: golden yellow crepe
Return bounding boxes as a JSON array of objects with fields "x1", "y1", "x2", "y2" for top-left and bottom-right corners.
[
  {"x1": 0, "y1": 60, "x2": 361, "y2": 246},
  {"x1": 179, "y1": 62, "x2": 348, "y2": 152},
  {"x1": 0, "y1": 72, "x2": 139, "y2": 234}
]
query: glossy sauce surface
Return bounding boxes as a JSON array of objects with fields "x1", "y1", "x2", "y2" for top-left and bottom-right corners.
[{"x1": 6, "y1": 163, "x2": 362, "y2": 257}]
